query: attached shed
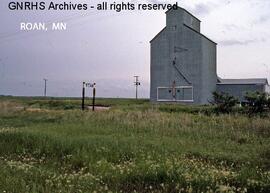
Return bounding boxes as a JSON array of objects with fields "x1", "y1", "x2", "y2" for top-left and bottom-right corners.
[{"x1": 217, "y1": 78, "x2": 270, "y2": 102}]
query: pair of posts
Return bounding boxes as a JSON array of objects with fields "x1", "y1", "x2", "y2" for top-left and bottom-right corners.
[{"x1": 82, "y1": 82, "x2": 96, "y2": 111}]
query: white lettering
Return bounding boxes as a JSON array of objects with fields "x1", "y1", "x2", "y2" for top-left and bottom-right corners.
[
  {"x1": 52, "y1": 23, "x2": 67, "y2": 31},
  {"x1": 20, "y1": 23, "x2": 47, "y2": 31}
]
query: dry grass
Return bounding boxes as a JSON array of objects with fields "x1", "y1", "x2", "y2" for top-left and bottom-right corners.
[{"x1": 0, "y1": 97, "x2": 269, "y2": 192}]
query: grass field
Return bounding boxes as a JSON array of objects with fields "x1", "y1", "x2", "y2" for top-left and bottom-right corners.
[{"x1": 0, "y1": 96, "x2": 269, "y2": 193}]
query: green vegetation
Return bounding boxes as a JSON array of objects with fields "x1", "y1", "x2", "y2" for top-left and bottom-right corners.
[
  {"x1": 0, "y1": 96, "x2": 269, "y2": 193},
  {"x1": 212, "y1": 92, "x2": 239, "y2": 114},
  {"x1": 245, "y1": 92, "x2": 270, "y2": 115}
]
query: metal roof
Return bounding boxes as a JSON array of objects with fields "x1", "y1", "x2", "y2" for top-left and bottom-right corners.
[
  {"x1": 150, "y1": 27, "x2": 166, "y2": 43},
  {"x1": 217, "y1": 78, "x2": 269, "y2": 85},
  {"x1": 183, "y1": 24, "x2": 217, "y2": 45},
  {"x1": 150, "y1": 24, "x2": 217, "y2": 45},
  {"x1": 166, "y1": 7, "x2": 201, "y2": 22}
]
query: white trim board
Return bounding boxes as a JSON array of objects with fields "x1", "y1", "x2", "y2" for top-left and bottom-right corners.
[{"x1": 157, "y1": 86, "x2": 194, "y2": 102}]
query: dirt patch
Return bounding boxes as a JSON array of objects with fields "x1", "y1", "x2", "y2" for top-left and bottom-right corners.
[
  {"x1": 87, "y1": 106, "x2": 111, "y2": 111},
  {"x1": 26, "y1": 108, "x2": 51, "y2": 113}
]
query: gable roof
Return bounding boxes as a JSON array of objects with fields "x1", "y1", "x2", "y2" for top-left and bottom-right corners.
[
  {"x1": 218, "y1": 78, "x2": 269, "y2": 85},
  {"x1": 166, "y1": 7, "x2": 201, "y2": 22},
  {"x1": 150, "y1": 27, "x2": 166, "y2": 43},
  {"x1": 150, "y1": 24, "x2": 217, "y2": 45},
  {"x1": 183, "y1": 24, "x2": 217, "y2": 45}
]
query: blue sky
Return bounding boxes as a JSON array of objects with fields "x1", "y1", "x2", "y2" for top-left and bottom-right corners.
[{"x1": 0, "y1": 0, "x2": 270, "y2": 98}]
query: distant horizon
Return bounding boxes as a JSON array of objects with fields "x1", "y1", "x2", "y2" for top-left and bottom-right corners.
[
  {"x1": 0, "y1": 94, "x2": 150, "y2": 100},
  {"x1": 0, "y1": 78, "x2": 150, "y2": 98}
]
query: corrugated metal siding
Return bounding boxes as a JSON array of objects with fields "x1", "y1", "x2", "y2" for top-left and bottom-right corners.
[
  {"x1": 150, "y1": 7, "x2": 217, "y2": 104},
  {"x1": 216, "y1": 84, "x2": 265, "y2": 102}
]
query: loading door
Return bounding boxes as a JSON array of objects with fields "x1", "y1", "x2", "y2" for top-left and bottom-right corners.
[{"x1": 157, "y1": 86, "x2": 193, "y2": 102}]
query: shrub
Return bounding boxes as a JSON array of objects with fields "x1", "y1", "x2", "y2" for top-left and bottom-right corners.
[
  {"x1": 64, "y1": 104, "x2": 76, "y2": 110},
  {"x1": 245, "y1": 92, "x2": 269, "y2": 115},
  {"x1": 211, "y1": 92, "x2": 238, "y2": 114}
]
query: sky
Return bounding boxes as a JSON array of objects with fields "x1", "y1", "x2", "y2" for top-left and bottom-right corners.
[{"x1": 0, "y1": 0, "x2": 270, "y2": 98}]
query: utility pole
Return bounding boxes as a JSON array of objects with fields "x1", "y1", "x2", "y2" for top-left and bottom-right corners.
[
  {"x1": 44, "y1": 78, "x2": 48, "y2": 97},
  {"x1": 82, "y1": 82, "x2": 85, "y2": 110},
  {"x1": 134, "y1": 76, "x2": 141, "y2": 99},
  {"x1": 92, "y1": 83, "x2": 96, "y2": 111}
]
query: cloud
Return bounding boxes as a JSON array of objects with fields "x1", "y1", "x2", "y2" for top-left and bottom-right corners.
[
  {"x1": 253, "y1": 15, "x2": 270, "y2": 24},
  {"x1": 147, "y1": 0, "x2": 166, "y2": 3},
  {"x1": 187, "y1": 1, "x2": 229, "y2": 16},
  {"x1": 223, "y1": 24, "x2": 243, "y2": 31},
  {"x1": 218, "y1": 38, "x2": 266, "y2": 46},
  {"x1": 192, "y1": 3, "x2": 212, "y2": 15}
]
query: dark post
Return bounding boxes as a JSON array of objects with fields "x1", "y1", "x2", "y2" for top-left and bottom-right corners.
[
  {"x1": 82, "y1": 82, "x2": 85, "y2": 111},
  {"x1": 92, "y1": 87, "x2": 96, "y2": 111},
  {"x1": 172, "y1": 80, "x2": 176, "y2": 100},
  {"x1": 44, "y1": 79, "x2": 48, "y2": 97},
  {"x1": 136, "y1": 83, "x2": 138, "y2": 99}
]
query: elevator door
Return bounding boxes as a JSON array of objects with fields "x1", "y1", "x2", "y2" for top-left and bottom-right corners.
[{"x1": 157, "y1": 86, "x2": 193, "y2": 102}]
